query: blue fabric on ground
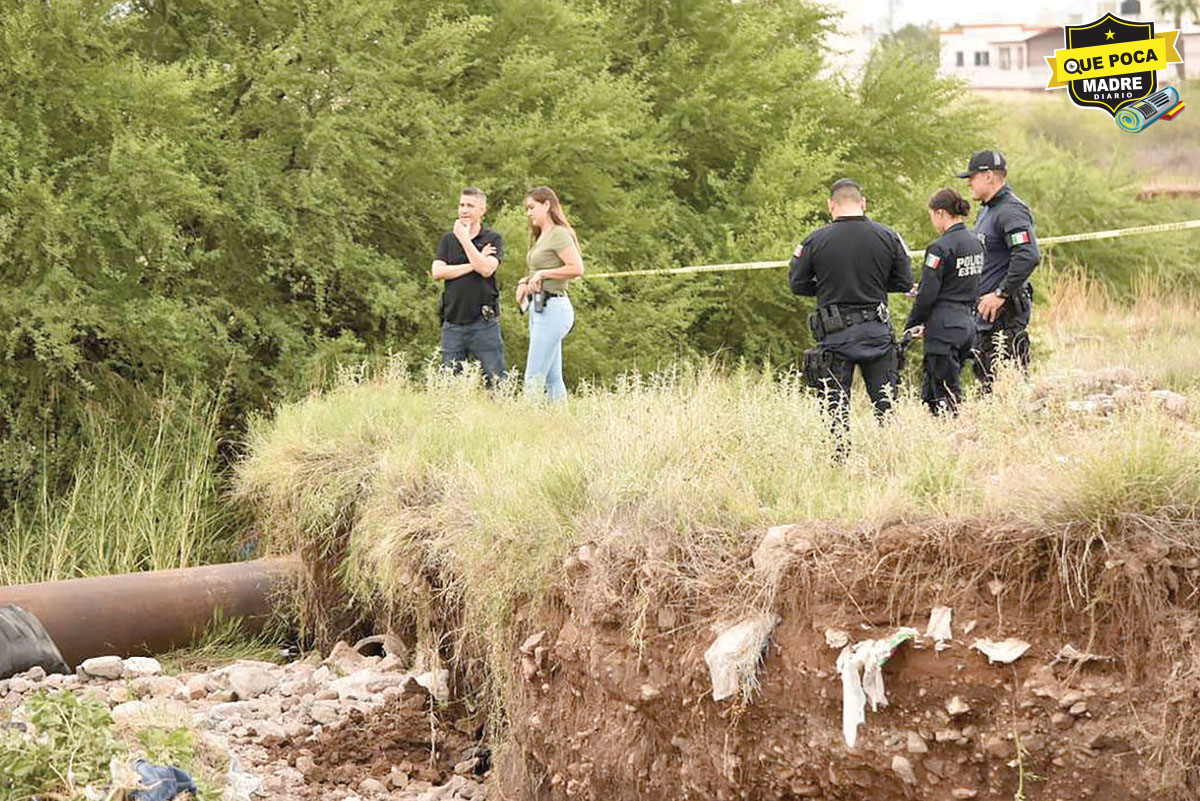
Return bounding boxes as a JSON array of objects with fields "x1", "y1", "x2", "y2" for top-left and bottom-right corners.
[{"x1": 130, "y1": 759, "x2": 198, "y2": 800}]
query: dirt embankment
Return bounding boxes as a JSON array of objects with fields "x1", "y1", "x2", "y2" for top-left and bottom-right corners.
[{"x1": 496, "y1": 522, "x2": 1199, "y2": 801}]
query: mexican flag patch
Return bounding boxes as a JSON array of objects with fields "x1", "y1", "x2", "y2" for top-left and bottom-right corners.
[
  {"x1": 1008, "y1": 230, "x2": 1031, "y2": 246},
  {"x1": 924, "y1": 253, "x2": 942, "y2": 269}
]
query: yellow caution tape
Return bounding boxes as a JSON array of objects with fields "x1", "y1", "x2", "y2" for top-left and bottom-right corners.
[{"x1": 584, "y1": 218, "x2": 1200, "y2": 280}]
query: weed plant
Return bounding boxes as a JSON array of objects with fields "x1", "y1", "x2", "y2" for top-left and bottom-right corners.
[{"x1": 0, "y1": 387, "x2": 234, "y2": 585}]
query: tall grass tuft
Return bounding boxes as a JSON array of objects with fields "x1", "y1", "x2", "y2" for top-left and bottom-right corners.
[{"x1": 0, "y1": 387, "x2": 235, "y2": 585}]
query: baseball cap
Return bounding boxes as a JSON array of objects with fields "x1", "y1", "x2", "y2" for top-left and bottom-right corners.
[{"x1": 956, "y1": 149, "x2": 1007, "y2": 178}]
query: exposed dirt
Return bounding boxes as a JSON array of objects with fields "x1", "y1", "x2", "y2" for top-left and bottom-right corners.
[
  {"x1": 272, "y1": 691, "x2": 485, "y2": 793},
  {"x1": 499, "y1": 521, "x2": 1200, "y2": 801}
]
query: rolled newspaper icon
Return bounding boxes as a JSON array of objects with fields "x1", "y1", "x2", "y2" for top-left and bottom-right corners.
[{"x1": 1116, "y1": 86, "x2": 1183, "y2": 133}]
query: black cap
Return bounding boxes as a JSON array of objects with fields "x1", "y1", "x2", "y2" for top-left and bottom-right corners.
[{"x1": 956, "y1": 149, "x2": 1007, "y2": 178}]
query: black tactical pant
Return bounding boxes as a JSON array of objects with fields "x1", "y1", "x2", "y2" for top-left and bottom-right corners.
[
  {"x1": 971, "y1": 321, "x2": 1030, "y2": 393},
  {"x1": 812, "y1": 350, "x2": 898, "y2": 458},
  {"x1": 922, "y1": 348, "x2": 969, "y2": 416}
]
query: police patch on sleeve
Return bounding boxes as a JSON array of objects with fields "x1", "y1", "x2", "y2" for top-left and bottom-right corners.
[
  {"x1": 793, "y1": 243, "x2": 804, "y2": 258},
  {"x1": 924, "y1": 253, "x2": 942, "y2": 270},
  {"x1": 1008, "y1": 230, "x2": 1031, "y2": 246}
]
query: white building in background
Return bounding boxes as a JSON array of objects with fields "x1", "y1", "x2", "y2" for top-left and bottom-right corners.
[
  {"x1": 938, "y1": 1, "x2": 1200, "y2": 89},
  {"x1": 939, "y1": 25, "x2": 1059, "y2": 90}
]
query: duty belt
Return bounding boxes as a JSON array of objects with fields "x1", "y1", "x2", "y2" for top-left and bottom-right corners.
[{"x1": 809, "y1": 302, "x2": 889, "y2": 341}]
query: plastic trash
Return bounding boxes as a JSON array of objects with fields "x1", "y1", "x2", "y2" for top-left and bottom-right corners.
[
  {"x1": 836, "y1": 627, "x2": 919, "y2": 748},
  {"x1": 130, "y1": 759, "x2": 198, "y2": 801},
  {"x1": 1052, "y1": 643, "x2": 1111, "y2": 664},
  {"x1": 925, "y1": 606, "x2": 952, "y2": 647},
  {"x1": 704, "y1": 614, "x2": 780, "y2": 702},
  {"x1": 971, "y1": 637, "x2": 1031, "y2": 664},
  {"x1": 0, "y1": 604, "x2": 70, "y2": 679},
  {"x1": 224, "y1": 755, "x2": 262, "y2": 801}
]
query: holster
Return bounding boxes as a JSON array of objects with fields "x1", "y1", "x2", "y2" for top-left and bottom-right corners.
[{"x1": 802, "y1": 346, "x2": 835, "y2": 390}]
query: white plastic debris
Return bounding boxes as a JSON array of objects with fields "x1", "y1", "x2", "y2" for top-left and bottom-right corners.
[
  {"x1": 836, "y1": 627, "x2": 919, "y2": 748},
  {"x1": 825, "y1": 628, "x2": 850, "y2": 649},
  {"x1": 925, "y1": 606, "x2": 953, "y2": 647},
  {"x1": 971, "y1": 637, "x2": 1031, "y2": 664},
  {"x1": 224, "y1": 755, "x2": 262, "y2": 801},
  {"x1": 1052, "y1": 643, "x2": 1111, "y2": 664},
  {"x1": 704, "y1": 614, "x2": 780, "y2": 702}
]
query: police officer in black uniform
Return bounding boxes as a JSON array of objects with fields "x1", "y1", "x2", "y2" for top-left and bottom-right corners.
[
  {"x1": 904, "y1": 188, "x2": 983, "y2": 415},
  {"x1": 958, "y1": 150, "x2": 1040, "y2": 391},
  {"x1": 790, "y1": 179, "x2": 914, "y2": 451}
]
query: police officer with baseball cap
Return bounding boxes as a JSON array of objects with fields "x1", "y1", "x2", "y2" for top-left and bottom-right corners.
[
  {"x1": 958, "y1": 149, "x2": 1040, "y2": 391},
  {"x1": 790, "y1": 178, "x2": 914, "y2": 454}
]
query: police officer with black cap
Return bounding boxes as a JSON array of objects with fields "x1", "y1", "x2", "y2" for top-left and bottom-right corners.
[
  {"x1": 958, "y1": 149, "x2": 1040, "y2": 391},
  {"x1": 904, "y1": 188, "x2": 983, "y2": 415},
  {"x1": 790, "y1": 178, "x2": 914, "y2": 450}
]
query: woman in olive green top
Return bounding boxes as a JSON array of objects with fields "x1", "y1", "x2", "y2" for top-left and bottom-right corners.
[{"x1": 515, "y1": 186, "x2": 584, "y2": 401}]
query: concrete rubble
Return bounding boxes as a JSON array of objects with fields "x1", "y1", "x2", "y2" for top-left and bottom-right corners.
[{"x1": 0, "y1": 644, "x2": 488, "y2": 801}]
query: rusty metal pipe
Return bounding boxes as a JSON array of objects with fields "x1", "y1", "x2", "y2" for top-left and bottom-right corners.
[{"x1": 0, "y1": 556, "x2": 302, "y2": 667}]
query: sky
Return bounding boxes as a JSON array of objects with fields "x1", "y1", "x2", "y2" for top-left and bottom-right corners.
[{"x1": 890, "y1": 0, "x2": 1094, "y2": 28}]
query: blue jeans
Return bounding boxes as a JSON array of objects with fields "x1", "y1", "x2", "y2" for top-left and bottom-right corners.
[
  {"x1": 442, "y1": 319, "x2": 506, "y2": 385},
  {"x1": 525, "y1": 296, "x2": 574, "y2": 402}
]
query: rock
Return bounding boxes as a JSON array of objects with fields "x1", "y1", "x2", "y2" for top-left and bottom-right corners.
[
  {"x1": 1051, "y1": 712, "x2": 1074, "y2": 730},
  {"x1": 331, "y1": 668, "x2": 408, "y2": 701},
  {"x1": 416, "y1": 668, "x2": 451, "y2": 703},
  {"x1": 8, "y1": 677, "x2": 33, "y2": 694},
  {"x1": 946, "y1": 696, "x2": 970, "y2": 717},
  {"x1": 309, "y1": 700, "x2": 339, "y2": 725},
  {"x1": 186, "y1": 675, "x2": 209, "y2": 700},
  {"x1": 906, "y1": 731, "x2": 928, "y2": 754},
  {"x1": 132, "y1": 675, "x2": 181, "y2": 699},
  {"x1": 209, "y1": 701, "x2": 255, "y2": 722},
  {"x1": 122, "y1": 656, "x2": 163, "y2": 678},
  {"x1": 80, "y1": 656, "x2": 124, "y2": 680},
  {"x1": 209, "y1": 689, "x2": 236, "y2": 703},
  {"x1": 935, "y1": 728, "x2": 961, "y2": 743},
  {"x1": 325, "y1": 641, "x2": 369, "y2": 674},
  {"x1": 1069, "y1": 701, "x2": 1088, "y2": 716},
  {"x1": 109, "y1": 685, "x2": 131, "y2": 704},
  {"x1": 454, "y1": 757, "x2": 479, "y2": 775},
  {"x1": 387, "y1": 766, "x2": 410, "y2": 789},
  {"x1": 228, "y1": 665, "x2": 278, "y2": 700},
  {"x1": 284, "y1": 719, "x2": 313, "y2": 740},
  {"x1": 892, "y1": 755, "x2": 917, "y2": 785},
  {"x1": 315, "y1": 688, "x2": 339, "y2": 701},
  {"x1": 1023, "y1": 733, "x2": 1048, "y2": 755},
  {"x1": 246, "y1": 719, "x2": 286, "y2": 745},
  {"x1": 1150, "y1": 389, "x2": 1189, "y2": 418},
  {"x1": 359, "y1": 777, "x2": 387, "y2": 795},
  {"x1": 23, "y1": 666, "x2": 46, "y2": 681},
  {"x1": 296, "y1": 755, "x2": 317, "y2": 776},
  {"x1": 952, "y1": 790, "x2": 978, "y2": 799},
  {"x1": 1058, "y1": 690, "x2": 1085, "y2": 709},
  {"x1": 111, "y1": 699, "x2": 187, "y2": 728},
  {"x1": 923, "y1": 757, "x2": 949, "y2": 778},
  {"x1": 520, "y1": 631, "x2": 547, "y2": 654}
]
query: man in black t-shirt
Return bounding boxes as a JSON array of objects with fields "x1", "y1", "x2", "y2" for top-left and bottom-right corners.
[{"x1": 431, "y1": 187, "x2": 506, "y2": 384}]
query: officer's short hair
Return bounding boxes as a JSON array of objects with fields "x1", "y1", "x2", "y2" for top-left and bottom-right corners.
[
  {"x1": 830, "y1": 178, "x2": 864, "y2": 204},
  {"x1": 461, "y1": 186, "x2": 487, "y2": 204}
]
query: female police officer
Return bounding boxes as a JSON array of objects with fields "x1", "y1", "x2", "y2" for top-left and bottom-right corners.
[{"x1": 904, "y1": 188, "x2": 983, "y2": 415}]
